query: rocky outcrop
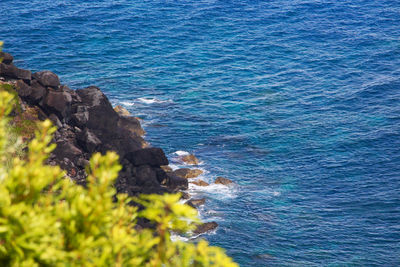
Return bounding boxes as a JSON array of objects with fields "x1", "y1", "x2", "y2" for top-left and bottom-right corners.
[
  {"x1": 215, "y1": 176, "x2": 233, "y2": 185},
  {"x1": 181, "y1": 154, "x2": 199, "y2": 165},
  {"x1": 0, "y1": 52, "x2": 182, "y2": 196},
  {"x1": 193, "y1": 222, "x2": 218, "y2": 235},
  {"x1": 191, "y1": 180, "x2": 209, "y2": 186},
  {"x1": 172, "y1": 168, "x2": 203, "y2": 179}
]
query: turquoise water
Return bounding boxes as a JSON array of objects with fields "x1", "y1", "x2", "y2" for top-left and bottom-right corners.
[{"x1": 2, "y1": 0, "x2": 400, "y2": 265}]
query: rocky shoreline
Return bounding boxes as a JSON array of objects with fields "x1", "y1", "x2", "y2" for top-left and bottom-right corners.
[{"x1": 0, "y1": 51, "x2": 235, "y2": 235}]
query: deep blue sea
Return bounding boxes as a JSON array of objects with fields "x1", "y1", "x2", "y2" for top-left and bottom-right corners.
[{"x1": 2, "y1": 0, "x2": 400, "y2": 265}]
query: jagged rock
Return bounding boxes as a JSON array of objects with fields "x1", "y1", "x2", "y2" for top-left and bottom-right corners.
[
  {"x1": 193, "y1": 222, "x2": 218, "y2": 235},
  {"x1": 186, "y1": 198, "x2": 205, "y2": 208},
  {"x1": 114, "y1": 105, "x2": 130, "y2": 116},
  {"x1": 0, "y1": 52, "x2": 13, "y2": 64},
  {"x1": 70, "y1": 106, "x2": 89, "y2": 127},
  {"x1": 52, "y1": 140, "x2": 82, "y2": 161},
  {"x1": 43, "y1": 89, "x2": 72, "y2": 119},
  {"x1": 166, "y1": 174, "x2": 188, "y2": 191},
  {"x1": 191, "y1": 180, "x2": 209, "y2": 186},
  {"x1": 181, "y1": 154, "x2": 199, "y2": 165},
  {"x1": 76, "y1": 86, "x2": 119, "y2": 132},
  {"x1": 0, "y1": 63, "x2": 31, "y2": 81},
  {"x1": 215, "y1": 176, "x2": 233, "y2": 185},
  {"x1": 77, "y1": 128, "x2": 102, "y2": 153},
  {"x1": 118, "y1": 116, "x2": 145, "y2": 136},
  {"x1": 32, "y1": 71, "x2": 60, "y2": 88},
  {"x1": 125, "y1": 147, "x2": 168, "y2": 166},
  {"x1": 172, "y1": 168, "x2": 203, "y2": 179},
  {"x1": 48, "y1": 113, "x2": 62, "y2": 128}
]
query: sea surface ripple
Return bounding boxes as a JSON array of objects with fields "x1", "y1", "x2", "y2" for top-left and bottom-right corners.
[{"x1": 1, "y1": 0, "x2": 400, "y2": 265}]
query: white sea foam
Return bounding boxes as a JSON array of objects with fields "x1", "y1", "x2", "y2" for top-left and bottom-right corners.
[
  {"x1": 188, "y1": 182, "x2": 237, "y2": 200},
  {"x1": 137, "y1": 97, "x2": 172, "y2": 104},
  {"x1": 174, "y1": 150, "x2": 190, "y2": 156},
  {"x1": 120, "y1": 101, "x2": 135, "y2": 106},
  {"x1": 168, "y1": 163, "x2": 180, "y2": 171}
]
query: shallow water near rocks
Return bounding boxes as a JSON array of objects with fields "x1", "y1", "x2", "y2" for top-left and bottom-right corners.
[{"x1": 2, "y1": 0, "x2": 400, "y2": 265}]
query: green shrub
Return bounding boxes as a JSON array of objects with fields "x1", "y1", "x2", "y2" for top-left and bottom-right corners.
[{"x1": 0, "y1": 86, "x2": 238, "y2": 265}]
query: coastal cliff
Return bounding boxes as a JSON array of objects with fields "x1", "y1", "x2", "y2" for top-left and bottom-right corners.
[{"x1": 0, "y1": 51, "x2": 188, "y2": 198}]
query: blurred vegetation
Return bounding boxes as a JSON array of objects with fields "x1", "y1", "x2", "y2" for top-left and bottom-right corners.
[{"x1": 0, "y1": 41, "x2": 238, "y2": 266}]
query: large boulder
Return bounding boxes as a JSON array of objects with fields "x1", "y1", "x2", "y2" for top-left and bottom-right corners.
[
  {"x1": 15, "y1": 80, "x2": 31, "y2": 97},
  {"x1": 42, "y1": 89, "x2": 72, "y2": 119},
  {"x1": 165, "y1": 174, "x2": 188, "y2": 191},
  {"x1": 0, "y1": 52, "x2": 13, "y2": 64},
  {"x1": 0, "y1": 63, "x2": 31, "y2": 81},
  {"x1": 15, "y1": 79, "x2": 46, "y2": 104},
  {"x1": 76, "y1": 86, "x2": 119, "y2": 132},
  {"x1": 125, "y1": 147, "x2": 168, "y2": 166},
  {"x1": 32, "y1": 71, "x2": 60, "y2": 88},
  {"x1": 172, "y1": 168, "x2": 203, "y2": 179}
]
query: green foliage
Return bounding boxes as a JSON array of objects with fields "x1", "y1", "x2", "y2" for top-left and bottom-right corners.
[{"x1": 0, "y1": 89, "x2": 238, "y2": 266}]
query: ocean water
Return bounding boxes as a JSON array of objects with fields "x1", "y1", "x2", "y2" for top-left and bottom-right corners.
[{"x1": 1, "y1": 0, "x2": 400, "y2": 265}]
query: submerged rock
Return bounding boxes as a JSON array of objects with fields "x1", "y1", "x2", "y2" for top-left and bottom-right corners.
[
  {"x1": 186, "y1": 198, "x2": 205, "y2": 208},
  {"x1": 181, "y1": 154, "x2": 199, "y2": 165},
  {"x1": 173, "y1": 168, "x2": 203, "y2": 179},
  {"x1": 193, "y1": 222, "x2": 218, "y2": 235},
  {"x1": 215, "y1": 176, "x2": 233, "y2": 185},
  {"x1": 191, "y1": 180, "x2": 209, "y2": 186}
]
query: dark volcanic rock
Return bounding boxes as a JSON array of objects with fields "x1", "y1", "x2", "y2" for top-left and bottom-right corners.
[
  {"x1": 215, "y1": 176, "x2": 233, "y2": 185},
  {"x1": 118, "y1": 116, "x2": 145, "y2": 136},
  {"x1": 77, "y1": 128, "x2": 102, "y2": 153},
  {"x1": 76, "y1": 86, "x2": 119, "y2": 132},
  {"x1": 135, "y1": 165, "x2": 159, "y2": 187},
  {"x1": 29, "y1": 80, "x2": 47, "y2": 103},
  {"x1": 0, "y1": 52, "x2": 13, "y2": 64},
  {"x1": 32, "y1": 71, "x2": 60, "y2": 88},
  {"x1": 125, "y1": 147, "x2": 168, "y2": 166},
  {"x1": 193, "y1": 222, "x2": 218, "y2": 235},
  {"x1": 0, "y1": 63, "x2": 31, "y2": 81},
  {"x1": 16, "y1": 79, "x2": 46, "y2": 104},
  {"x1": 166, "y1": 174, "x2": 188, "y2": 191},
  {"x1": 42, "y1": 89, "x2": 72, "y2": 119},
  {"x1": 15, "y1": 80, "x2": 31, "y2": 97}
]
